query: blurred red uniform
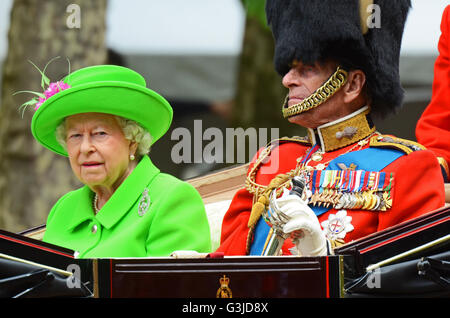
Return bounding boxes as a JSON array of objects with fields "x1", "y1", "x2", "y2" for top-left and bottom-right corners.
[{"x1": 416, "y1": 5, "x2": 450, "y2": 180}]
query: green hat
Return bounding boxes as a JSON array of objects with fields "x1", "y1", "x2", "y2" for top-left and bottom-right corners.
[{"x1": 30, "y1": 64, "x2": 173, "y2": 156}]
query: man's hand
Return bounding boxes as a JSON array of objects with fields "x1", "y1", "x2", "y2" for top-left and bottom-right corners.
[{"x1": 271, "y1": 189, "x2": 328, "y2": 256}]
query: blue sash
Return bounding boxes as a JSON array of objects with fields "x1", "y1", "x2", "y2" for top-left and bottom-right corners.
[{"x1": 249, "y1": 147, "x2": 404, "y2": 255}]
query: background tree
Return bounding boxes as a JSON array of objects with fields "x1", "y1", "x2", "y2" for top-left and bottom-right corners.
[{"x1": 0, "y1": 0, "x2": 107, "y2": 232}]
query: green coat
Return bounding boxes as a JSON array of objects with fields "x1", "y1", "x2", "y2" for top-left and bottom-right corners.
[{"x1": 43, "y1": 155, "x2": 211, "y2": 258}]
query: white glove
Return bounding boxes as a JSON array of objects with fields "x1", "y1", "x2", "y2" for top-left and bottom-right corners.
[
  {"x1": 273, "y1": 189, "x2": 328, "y2": 256},
  {"x1": 170, "y1": 250, "x2": 208, "y2": 258}
]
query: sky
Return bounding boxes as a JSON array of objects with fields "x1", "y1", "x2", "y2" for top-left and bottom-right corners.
[{"x1": 0, "y1": 0, "x2": 448, "y2": 61}]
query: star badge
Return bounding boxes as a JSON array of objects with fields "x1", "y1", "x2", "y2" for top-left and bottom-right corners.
[{"x1": 321, "y1": 210, "x2": 354, "y2": 240}]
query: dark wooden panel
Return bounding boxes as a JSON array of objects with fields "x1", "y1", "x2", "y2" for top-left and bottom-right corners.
[{"x1": 95, "y1": 256, "x2": 344, "y2": 298}]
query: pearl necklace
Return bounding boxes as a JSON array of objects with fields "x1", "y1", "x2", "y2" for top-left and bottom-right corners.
[{"x1": 93, "y1": 193, "x2": 100, "y2": 215}]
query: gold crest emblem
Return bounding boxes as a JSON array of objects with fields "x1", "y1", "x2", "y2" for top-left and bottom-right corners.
[{"x1": 216, "y1": 275, "x2": 232, "y2": 298}]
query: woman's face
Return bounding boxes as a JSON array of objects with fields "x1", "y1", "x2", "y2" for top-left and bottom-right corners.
[{"x1": 65, "y1": 113, "x2": 136, "y2": 192}]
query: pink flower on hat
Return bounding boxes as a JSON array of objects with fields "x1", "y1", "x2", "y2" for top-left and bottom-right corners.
[
  {"x1": 35, "y1": 96, "x2": 46, "y2": 110},
  {"x1": 34, "y1": 81, "x2": 71, "y2": 110},
  {"x1": 44, "y1": 82, "x2": 69, "y2": 98}
]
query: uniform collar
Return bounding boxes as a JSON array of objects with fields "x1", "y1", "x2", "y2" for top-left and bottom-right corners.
[
  {"x1": 307, "y1": 106, "x2": 375, "y2": 152},
  {"x1": 67, "y1": 155, "x2": 160, "y2": 230}
]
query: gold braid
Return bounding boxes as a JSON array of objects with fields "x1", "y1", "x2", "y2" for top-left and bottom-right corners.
[
  {"x1": 282, "y1": 67, "x2": 348, "y2": 118},
  {"x1": 247, "y1": 173, "x2": 293, "y2": 228},
  {"x1": 245, "y1": 173, "x2": 293, "y2": 254},
  {"x1": 244, "y1": 137, "x2": 309, "y2": 254}
]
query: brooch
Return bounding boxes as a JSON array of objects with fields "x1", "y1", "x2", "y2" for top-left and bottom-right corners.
[{"x1": 138, "y1": 188, "x2": 151, "y2": 216}]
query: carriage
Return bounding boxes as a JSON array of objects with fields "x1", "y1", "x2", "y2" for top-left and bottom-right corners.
[{"x1": 1, "y1": 164, "x2": 449, "y2": 298}]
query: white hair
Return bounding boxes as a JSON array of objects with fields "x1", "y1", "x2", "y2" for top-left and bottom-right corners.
[
  {"x1": 115, "y1": 117, "x2": 152, "y2": 156},
  {"x1": 55, "y1": 115, "x2": 153, "y2": 157}
]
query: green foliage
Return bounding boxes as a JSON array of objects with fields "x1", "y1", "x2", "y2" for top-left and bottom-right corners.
[{"x1": 242, "y1": 0, "x2": 268, "y2": 29}]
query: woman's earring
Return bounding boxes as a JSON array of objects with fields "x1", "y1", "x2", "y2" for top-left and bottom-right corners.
[{"x1": 130, "y1": 154, "x2": 135, "y2": 161}]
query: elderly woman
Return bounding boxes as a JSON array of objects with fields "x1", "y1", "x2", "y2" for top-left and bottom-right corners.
[{"x1": 29, "y1": 64, "x2": 211, "y2": 258}]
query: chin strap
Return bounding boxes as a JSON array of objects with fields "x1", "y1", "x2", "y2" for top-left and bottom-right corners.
[{"x1": 282, "y1": 67, "x2": 349, "y2": 118}]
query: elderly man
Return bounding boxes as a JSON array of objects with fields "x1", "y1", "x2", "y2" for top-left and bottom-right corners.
[{"x1": 217, "y1": 0, "x2": 445, "y2": 256}]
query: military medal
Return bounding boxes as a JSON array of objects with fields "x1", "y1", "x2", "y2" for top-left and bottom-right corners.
[
  {"x1": 362, "y1": 191, "x2": 374, "y2": 210},
  {"x1": 369, "y1": 192, "x2": 380, "y2": 210},
  {"x1": 382, "y1": 192, "x2": 392, "y2": 210},
  {"x1": 340, "y1": 194, "x2": 349, "y2": 209}
]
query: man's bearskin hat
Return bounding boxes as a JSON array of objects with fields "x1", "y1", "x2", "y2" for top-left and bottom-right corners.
[{"x1": 266, "y1": 0, "x2": 411, "y2": 117}]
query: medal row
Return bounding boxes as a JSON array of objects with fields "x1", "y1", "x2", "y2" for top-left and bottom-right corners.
[
  {"x1": 309, "y1": 189, "x2": 392, "y2": 211},
  {"x1": 306, "y1": 169, "x2": 394, "y2": 211}
]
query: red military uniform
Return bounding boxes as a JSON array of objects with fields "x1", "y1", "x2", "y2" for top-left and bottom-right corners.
[
  {"x1": 218, "y1": 107, "x2": 445, "y2": 255},
  {"x1": 416, "y1": 5, "x2": 450, "y2": 177}
]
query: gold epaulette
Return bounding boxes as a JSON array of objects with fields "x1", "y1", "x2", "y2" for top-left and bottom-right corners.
[
  {"x1": 277, "y1": 136, "x2": 311, "y2": 145},
  {"x1": 369, "y1": 135, "x2": 425, "y2": 155}
]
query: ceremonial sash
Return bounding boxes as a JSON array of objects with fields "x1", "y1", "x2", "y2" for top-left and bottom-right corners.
[{"x1": 249, "y1": 147, "x2": 404, "y2": 255}]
